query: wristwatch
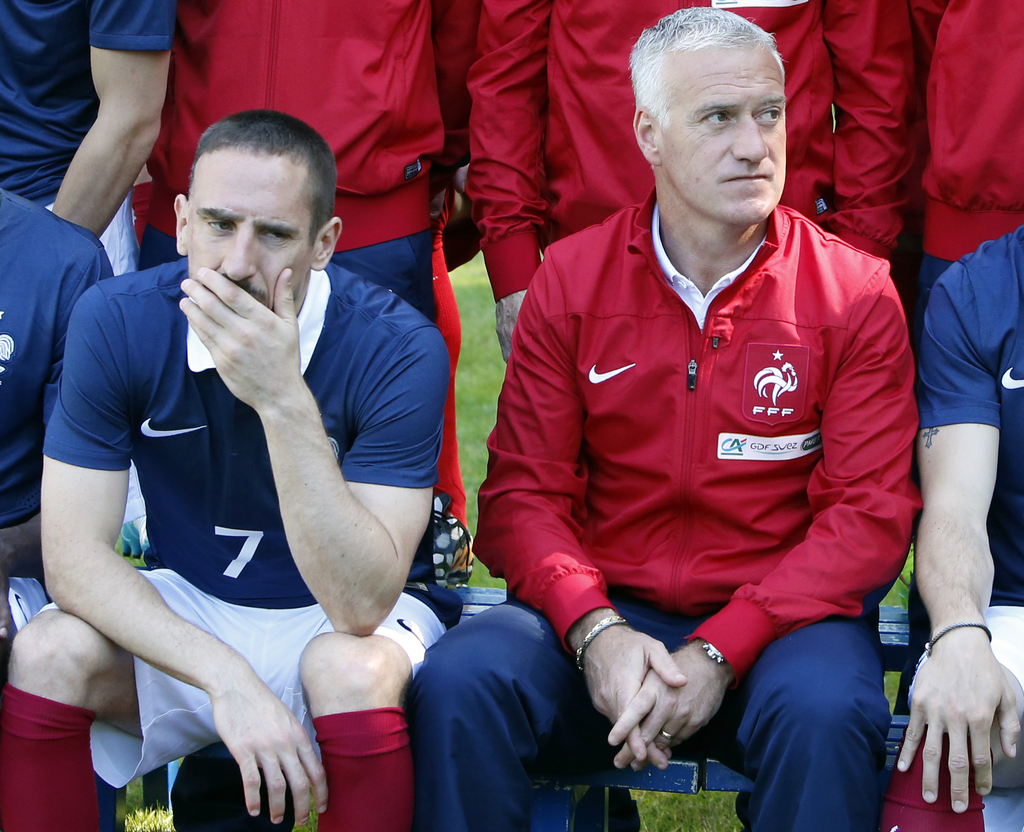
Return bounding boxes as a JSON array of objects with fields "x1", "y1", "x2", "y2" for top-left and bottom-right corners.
[{"x1": 701, "y1": 640, "x2": 726, "y2": 664}]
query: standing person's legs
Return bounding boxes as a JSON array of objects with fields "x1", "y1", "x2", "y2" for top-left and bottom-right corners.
[{"x1": 332, "y1": 230, "x2": 434, "y2": 321}]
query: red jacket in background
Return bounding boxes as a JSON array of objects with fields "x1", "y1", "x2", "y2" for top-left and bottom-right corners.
[
  {"x1": 911, "y1": 0, "x2": 1024, "y2": 261},
  {"x1": 476, "y1": 196, "x2": 920, "y2": 681},
  {"x1": 147, "y1": 0, "x2": 479, "y2": 252},
  {"x1": 469, "y1": 0, "x2": 914, "y2": 301}
]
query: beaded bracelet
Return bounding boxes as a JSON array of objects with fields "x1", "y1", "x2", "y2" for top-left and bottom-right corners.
[
  {"x1": 924, "y1": 621, "x2": 992, "y2": 657},
  {"x1": 575, "y1": 615, "x2": 628, "y2": 671}
]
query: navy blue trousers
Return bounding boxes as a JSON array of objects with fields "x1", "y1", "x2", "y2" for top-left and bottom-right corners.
[
  {"x1": 139, "y1": 225, "x2": 435, "y2": 321},
  {"x1": 409, "y1": 597, "x2": 891, "y2": 832}
]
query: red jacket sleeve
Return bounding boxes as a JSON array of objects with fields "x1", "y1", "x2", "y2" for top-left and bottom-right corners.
[
  {"x1": 692, "y1": 268, "x2": 920, "y2": 680},
  {"x1": 822, "y1": 0, "x2": 915, "y2": 256},
  {"x1": 476, "y1": 258, "x2": 615, "y2": 641},
  {"x1": 430, "y1": 0, "x2": 481, "y2": 171},
  {"x1": 466, "y1": 0, "x2": 551, "y2": 301}
]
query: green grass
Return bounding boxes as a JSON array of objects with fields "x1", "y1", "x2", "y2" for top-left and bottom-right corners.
[{"x1": 127, "y1": 253, "x2": 909, "y2": 831}]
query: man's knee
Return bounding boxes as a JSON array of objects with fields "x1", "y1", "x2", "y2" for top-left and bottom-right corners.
[
  {"x1": 301, "y1": 632, "x2": 411, "y2": 714},
  {"x1": 8, "y1": 609, "x2": 128, "y2": 710}
]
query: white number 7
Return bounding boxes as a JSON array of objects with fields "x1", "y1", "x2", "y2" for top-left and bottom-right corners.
[{"x1": 216, "y1": 526, "x2": 265, "y2": 578}]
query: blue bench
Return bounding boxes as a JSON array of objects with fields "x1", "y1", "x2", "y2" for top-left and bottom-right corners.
[{"x1": 105, "y1": 586, "x2": 910, "y2": 831}]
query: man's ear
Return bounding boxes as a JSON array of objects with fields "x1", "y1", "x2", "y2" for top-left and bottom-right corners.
[
  {"x1": 311, "y1": 217, "x2": 342, "y2": 270},
  {"x1": 634, "y1": 108, "x2": 662, "y2": 168},
  {"x1": 174, "y1": 194, "x2": 190, "y2": 257}
]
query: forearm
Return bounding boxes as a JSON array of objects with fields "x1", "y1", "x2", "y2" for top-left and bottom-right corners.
[
  {"x1": 0, "y1": 516, "x2": 44, "y2": 582},
  {"x1": 52, "y1": 107, "x2": 161, "y2": 236},
  {"x1": 52, "y1": 47, "x2": 169, "y2": 237},
  {"x1": 916, "y1": 507, "x2": 993, "y2": 628},
  {"x1": 259, "y1": 387, "x2": 413, "y2": 634}
]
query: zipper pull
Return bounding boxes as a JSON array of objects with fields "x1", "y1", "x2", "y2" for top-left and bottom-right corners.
[
  {"x1": 687, "y1": 359, "x2": 697, "y2": 391},
  {"x1": 712, "y1": 336, "x2": 720, "y2": 349}
]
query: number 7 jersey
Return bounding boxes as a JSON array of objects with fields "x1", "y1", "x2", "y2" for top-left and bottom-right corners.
[{"x1": 44, "y1": 259, "x2": 449, "y2": 609}]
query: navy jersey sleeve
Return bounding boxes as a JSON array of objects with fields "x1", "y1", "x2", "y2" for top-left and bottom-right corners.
[
  {"x1": 341, "y1": 324, "x2": 449, "y2": 489},
  {"x1": 89, "y1": 0, "x2": 176, "y2": 51},
  {"x1": 44, "y1": 284, "x2": 133, "y2": 470},
  {"x1": 917, "y1": 263, "x2": 1003, "y2": 430},
  {"x1": 43, "y1": 240, "x2": 114, "y2": 424}
]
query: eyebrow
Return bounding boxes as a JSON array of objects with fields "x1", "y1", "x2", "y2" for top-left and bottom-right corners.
[
  {"x1": 196, "y1": 207, "x2": 300, "y2": 238},
  {"x1": 695, "y1": 94, "x2": 787, "y2": 117}
]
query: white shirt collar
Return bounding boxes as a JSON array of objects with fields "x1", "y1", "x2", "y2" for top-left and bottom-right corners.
[
  {"x1": 652, "y1": 203, "x2": 764, "y2": 331},
  {"x1": 187, "y1": 268, "x2": 330, "y2": 375}
]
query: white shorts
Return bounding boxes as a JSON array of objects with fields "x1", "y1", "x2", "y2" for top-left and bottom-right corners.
[
  {"x1": 90, "y1": 569, "x2": 445, "y2": 787},
  {"x1": 7, "y1": 578, "x2": 48, "y2": 633},
  {"x1": 46, "y1": 190, "x2": 138, "y2": 276}
]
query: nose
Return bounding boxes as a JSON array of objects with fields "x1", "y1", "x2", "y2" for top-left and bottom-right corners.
[
  {"x1": 731, "y1": 115, "x2": 770, "y2": 164},
  {"x1": 219, "y1": 224, "x2": 259, "y2": 283}
]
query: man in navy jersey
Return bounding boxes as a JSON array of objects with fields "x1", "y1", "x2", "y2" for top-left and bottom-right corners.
[
  {"x1": 0, "y1": 0, "x2": 173, "y2": 274},
  {"x1": 0, "y1": 111, "x2": 457, "y2": 832},
  {"x1": 0, "y1": 190, "x2": 111, "y2": 678},
  {"x1": 881, "y1": 229, "x2": 1024, "y2": 830}
]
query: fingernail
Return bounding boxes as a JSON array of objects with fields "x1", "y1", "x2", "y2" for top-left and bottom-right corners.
[
  {"x1": 953, "y1": 801, "x2": 966, "y2": 813},
  {"x1": 924, "y1": 791, "x2": 935, "y2": 803},
  {"x1": 897, "y1": 761, "x2": 907, "y2": 771},
  {"x1": 319, "y1": 804, "x2": 328, "y2": 814}
]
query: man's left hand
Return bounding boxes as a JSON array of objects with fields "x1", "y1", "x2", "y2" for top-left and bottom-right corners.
[
  {"x1": 179, "y1": 267, "x2": 305, "y2": 412},
  {"x1": 609, "y1": 640, "x2": 734, "y2": 770}
]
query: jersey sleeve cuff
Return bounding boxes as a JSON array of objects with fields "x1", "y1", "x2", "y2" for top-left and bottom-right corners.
[
  {"x1": 90, "y1": 33, "x2": 174, "y2": 51},
  {"x1": 483, "y1": 232, "x2": 542, "y2": 301},
  {"x1": 690, "y1": 598, "x2": 777, "y2": 684},
  {"x1": 540, "y1": 572, "x2": 616, "y2": 650}
]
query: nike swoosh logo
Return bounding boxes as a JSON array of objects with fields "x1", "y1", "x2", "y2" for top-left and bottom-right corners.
[
  {"x1": 589, "y1": 363, "x2": 637, "y2": 383},
  {"x1": 1002, "y1": 368, "x2": 1024, "y2": 390},
  {"x1": 141, "y1": 418, "x2": 207, "y2": 438}
]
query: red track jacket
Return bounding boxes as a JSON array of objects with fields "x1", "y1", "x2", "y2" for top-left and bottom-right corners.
[
  {"x1": 469, "y1": 0, "x2": 914, "y2": 301},
  {"x1": 911, "y1": 0, "x2": 1024, "y2": 261},
  {"x1": 146, "y1": 0, "x2": 478, "y2": 252},
  {"x1": 476, "y1": 196, "x2": 920, "y2": 681}
]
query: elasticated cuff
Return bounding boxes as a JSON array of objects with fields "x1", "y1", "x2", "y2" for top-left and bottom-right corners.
[
  {"x1": 482, "y1": 232, "x2": 542, "y2": 301},
  {"x1": 690, "y1": 599, "x2": 777, "y2": 684}
]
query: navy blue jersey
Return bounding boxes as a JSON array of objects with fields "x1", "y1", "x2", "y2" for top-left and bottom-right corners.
[
  {"x1": 45, "y1": 260, "x2": 456, "y2": 614},
  {"x1": 918, "y1": 225, "x2": 1024, "y2": 608},
  {"x1": 0, "y1": 0, "x2": 175, "y2": 203},
  {"x1": 0, "y1": 190, "x2": 111, "y2": 527}
]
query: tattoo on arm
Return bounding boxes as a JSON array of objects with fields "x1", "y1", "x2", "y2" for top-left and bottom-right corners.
[{"x1": 922, "y1": 427, "x2": 940, "y2": 449}]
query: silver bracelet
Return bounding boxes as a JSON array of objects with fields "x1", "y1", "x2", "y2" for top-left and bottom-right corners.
[
  {"x1": 924, "y1": 621, "x2": 992, "y2": 657},
  {"x1": 575, "y1": 614, "x2": 628, "y2": 671}
]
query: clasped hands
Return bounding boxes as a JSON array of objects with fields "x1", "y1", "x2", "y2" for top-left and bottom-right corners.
[{"x1": 580, "y1": 624, "x2": 734, "y2": 771}]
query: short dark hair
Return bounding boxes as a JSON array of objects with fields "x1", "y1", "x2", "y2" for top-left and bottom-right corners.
[{"x1": 190, "y1": 110, "x2": 337, "y2": 239}]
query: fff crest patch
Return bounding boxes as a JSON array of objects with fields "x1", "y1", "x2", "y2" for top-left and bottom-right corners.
[{"x1": 743, "y1": 343, "x2": 809, "y2": 425}]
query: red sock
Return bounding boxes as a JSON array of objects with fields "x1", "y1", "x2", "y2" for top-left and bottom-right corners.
[
  {"x1": 431, "y1": 233, "x2": 467, "y2": 525},
  {"x1": 313, "y1": 708, "x2": 413, "y2": 832},
  {"x1": 0, "y1": 684, "x2": 98, "y2": 831},
  {"x1": 881, "y1": 736, "x2": 985, "y2": 831}
]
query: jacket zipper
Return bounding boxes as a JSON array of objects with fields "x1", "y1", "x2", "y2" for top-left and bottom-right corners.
[{"x1": 265, "y1": 0, "x2": 280, "y2": 109}]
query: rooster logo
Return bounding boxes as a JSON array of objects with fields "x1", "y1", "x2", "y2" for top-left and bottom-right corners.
[
  {"x1": 0, "y1": 333, "x2": 13, "y2": 375},
  {"x1": 753, "y1": 361, "x2": 798, "y2": 405}
]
